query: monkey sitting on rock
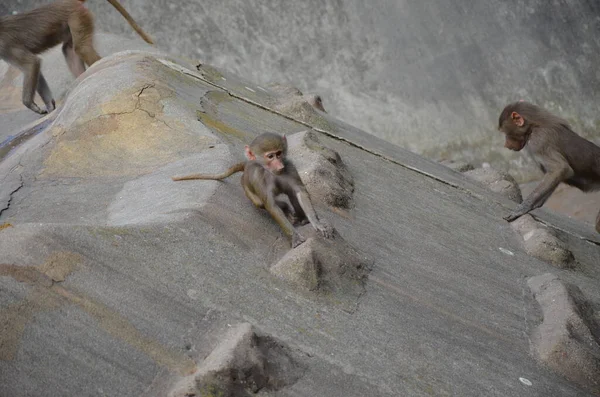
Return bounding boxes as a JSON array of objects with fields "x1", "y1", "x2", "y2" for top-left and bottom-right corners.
[{"x1": 173, "y1": 133, "x2": 334, "y2": 248}]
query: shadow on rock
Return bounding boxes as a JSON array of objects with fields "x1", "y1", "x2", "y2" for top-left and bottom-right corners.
[
  {"x1": 170, "y1": 323, "x2": 307, "y2": 397},
  {"x1": 270, "y1": 225, "x2": 371, "y2": 313}
]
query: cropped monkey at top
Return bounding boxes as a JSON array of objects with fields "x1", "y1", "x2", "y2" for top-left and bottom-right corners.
[{"x1": 0, "y1": 0, "x2": 153, "y2": 115}]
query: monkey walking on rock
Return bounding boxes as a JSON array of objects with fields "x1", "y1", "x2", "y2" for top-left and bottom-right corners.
[
  {"x1": 0, "y1": 0, "x2": 153, "y2": 115},
  {"x1": 498, "y1": 101, "x2": 600, "y2": 233},
  {"x1": 173, "y1": 133, "x2": 334, "y2": 248}
]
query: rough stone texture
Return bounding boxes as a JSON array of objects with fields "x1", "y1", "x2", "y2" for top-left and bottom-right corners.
[
  {"x1": 528, "y1": 274, "x2": 600, "y2": 396},
  {"x1": 439, "y1": 160, "x2": 475, "y2": 173},
  {"x1": 271, "y1": 239, "x2": 320, "y2": 291},
  {"x1": 170, "y1": 323, "x2": 305, "y2": 397},
  {"x1": 270, "y1": 232, "x2": 371, "y2": 312},
  {"x1": 268, "y1": 83, "x2": 327, "y2": 123},
  {"x1": 464, "y1": 166, "x2": 523, "y2": 203},
  {"x1": 287, "y1": 130, "x2": 355, "y2": 208},
  {"x1": 2, "y1": 51, "x2": 600, "y2": 397},
  {"x1": 269, "y1": 83, "x2": 326, "y2": 110},
  {"x1": 511, "y1": 215, "x2": 574, "y2": 268}
]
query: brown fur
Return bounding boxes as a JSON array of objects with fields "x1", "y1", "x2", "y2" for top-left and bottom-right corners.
[
  {"x1": 173, "y1": 133, "x2": 333, "y2": 247},
  {"x1": 0, "y1": 0, "x2": 153, "y2": 114}
]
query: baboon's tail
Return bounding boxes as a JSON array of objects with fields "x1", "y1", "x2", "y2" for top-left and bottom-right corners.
[
  {"x1": 172, "y1": 162, "x2": 246, "y2": 181},
  {"x1": 106, "y1": 0, "x2": 154, "y2": 44}
]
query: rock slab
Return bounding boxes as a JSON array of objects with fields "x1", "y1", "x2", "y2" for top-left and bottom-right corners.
[{"x1": 528, "y1": 273, "x2": 600, "y2": 395}]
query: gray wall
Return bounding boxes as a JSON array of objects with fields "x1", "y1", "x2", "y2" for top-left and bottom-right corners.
[{"x1": 4, "y1": 0, "x2": 600, "y2": 179}]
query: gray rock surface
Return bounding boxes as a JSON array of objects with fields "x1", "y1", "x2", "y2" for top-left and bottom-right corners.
[
  {"x1": 287, "y1": 130, "x2": 355, "y2": 208},
  {"x1": 464, "y1": 166, "x2": 523, "y2": 203},
  {"x1": 269, "y1": 83, "x2": 328, "y2": 119},
  {"x1": 270, "y1": 234, "x2": 370, "y2": 312},
  {"x1": 170, "y1": 323, "x2": 306, "y2": 397},
  {"x1": 511, "y1": 215, "x2": 574, "y2": 268},
  {"x1": 528, "y1": 274, "x2": 600, "y2": 395},
  {"x1": 1, "y1": 51, "x2": 600, "y2": 397}
]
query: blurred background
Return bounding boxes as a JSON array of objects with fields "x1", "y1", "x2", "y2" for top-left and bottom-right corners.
[{"x1": 2, "y1": 0, "x2": 600, "y2": 181}]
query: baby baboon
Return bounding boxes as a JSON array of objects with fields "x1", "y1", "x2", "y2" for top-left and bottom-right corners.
[{"x1": 173, "y1": 133, "x2": 334, "y2": 247}]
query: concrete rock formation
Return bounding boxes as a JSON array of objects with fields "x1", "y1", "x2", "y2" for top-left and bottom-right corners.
[
  {"x1": 464, "y1": 166, "x2": 523, "y2": 203},
  {"x1": 528, "y1": 274, "x2": 600, "y2": 395},
  {"x1": 511, "y1": 215, "x2": 574, "y2": 268},
  {"x1": 287, "y1": 130, "x2": 355, "y2": 208},
  {"x1": 170, "y1": 323, "x2": 306, "y2": 397},
  {"x1": 25, "y1": 0, "x2": 600, "y2": 180},
  {"x1": 269, "y1": 83, "x2": 328, "y2": 126},
  {"x1": 270, "y1": 233, "x2": 371, "y2": 312}
]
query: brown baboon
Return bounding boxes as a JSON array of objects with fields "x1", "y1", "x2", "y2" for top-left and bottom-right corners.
[
  {"x1": 173, "y1": 133, "x2": 334, "y2": 247},
  {"x1": 498, "y1": 101, "x2": 600, "y2": 232},
  {"x1": 0, "y1": 0, "x2": 153, "y2": 114}
]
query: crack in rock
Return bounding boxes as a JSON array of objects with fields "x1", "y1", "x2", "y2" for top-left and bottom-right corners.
[{"x1": 0, "y1": 176, "x2": 23, "y2": 217}]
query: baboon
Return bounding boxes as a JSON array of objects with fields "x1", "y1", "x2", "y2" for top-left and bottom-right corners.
[
  {"x1": 498, "y1": 101, "x2": 600, "y2": 232},
  {"x1": 173, "y1": 133, "x2": 334, "y2": 247},
  {"x1": 0, "y1": 0, "x2": 153, "y2": 114}
]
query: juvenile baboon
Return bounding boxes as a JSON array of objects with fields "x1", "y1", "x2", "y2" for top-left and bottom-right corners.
[{"x1": 173, "y1": 133, "x2": 334, "y2": 247}]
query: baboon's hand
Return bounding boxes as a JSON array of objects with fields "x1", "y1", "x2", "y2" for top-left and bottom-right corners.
[
  {"x1": 503, "y1": 203, "x2": 531, "y2": 222},
  {"x1": 292, "y1": 231, "x2": 306, "y2": 248},
  {"x1": 503, "y1": 212, "x2": 520, "y2": 222},
  {"x1": 314, "y1": 221, "x2": 334, "y2": 239}
]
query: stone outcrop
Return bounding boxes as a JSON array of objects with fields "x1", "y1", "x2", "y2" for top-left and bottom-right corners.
[
  {"x1": 287, "y1": 130, "x2": 354, "y2": 209},
  {"x1": 170, "y1": 323, "x2": 306, "y2": 397},
  {"x1": 511, "y1": 215, "x2": 574, "y2": 268},
  {"x1": 528, "y1": 274, "x2": 600, "y2": 395}
]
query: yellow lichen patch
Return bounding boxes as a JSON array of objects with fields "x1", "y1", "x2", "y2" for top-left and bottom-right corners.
[
  {"x1": 0, "y1": 263, "x2": 53, "y2": 287},
  {"x1": 38, "y1": 251, "x2": 83, "y2": 283},
  {"x1": 197, "y1": 110, "x2": 247, "y2": 141},
  {"x1": 54, "y1": 286, "x2": 197, "y2": 375},
  {"x1": 205, "y1": 90, "x2": 234, "y2": 105},
  {"x1": 0, "y1": 287, "x2": 63, "y2": 361},
  {"x1": 0, "y1": 223, "x2": 13, "y2": 231},
  {"x1": 40, "y1": 87, "x2": 211, "y2": 178}
]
